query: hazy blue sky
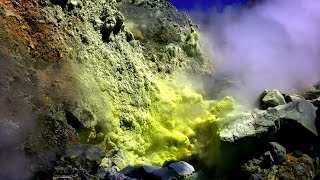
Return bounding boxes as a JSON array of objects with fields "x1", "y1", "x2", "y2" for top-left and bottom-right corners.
[{"x1": 168, "y1": 0, "x2": 249, "y2": 11}]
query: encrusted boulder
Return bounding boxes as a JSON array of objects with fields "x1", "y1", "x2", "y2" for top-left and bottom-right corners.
[
  {"x1": 276, "y1": 154, "x2": 315, "y2": 180},
  {"x1": 260, "y1": 89, "x2": 286, "y2": 109},
  {"x1": 218, "y1": 110, "x2": 280, "y2": 142}
]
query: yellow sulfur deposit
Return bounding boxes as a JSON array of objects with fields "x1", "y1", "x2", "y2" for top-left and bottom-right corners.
[{"x1": 99, "y1": 78, "x2": 235, "y2": 169}]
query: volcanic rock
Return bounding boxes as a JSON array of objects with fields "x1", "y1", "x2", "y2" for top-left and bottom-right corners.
[
  {"x1": 168, "y1": 161, "x2": 195, "y2": 176},
  {"x1": 276, "y1": 154, "x2": 315, "y2": 180},
  {"x1": 137, "y1": 165, "x2": 175, "y2": 180},
  {"x1": 285, "y1": 94, "x2": 305, "y2": 103},
  {"x1": 268, "y1": 142, "x2": 287, "y2": 165},
  {"x1": 260, "y1": 89, "x2": 286, "y2": 109},
  {"x1": 273, "y1": 99, "x2": 318, "y2": 136},
  {"x1": 218, "y1": 110, "x2": 280, "y2": 142},
  {"x1": 97, "y1": 168, "x2": 135, "y2": 180}
]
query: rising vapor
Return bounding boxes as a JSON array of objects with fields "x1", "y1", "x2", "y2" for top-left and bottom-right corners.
[{"x1": 192, "y1": 0, "x2": 320, "y2": 105}]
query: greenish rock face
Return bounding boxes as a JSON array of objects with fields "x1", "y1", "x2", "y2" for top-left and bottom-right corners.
[{"x1": 260, "y1": 89, "x2": 286, "y2": 109}]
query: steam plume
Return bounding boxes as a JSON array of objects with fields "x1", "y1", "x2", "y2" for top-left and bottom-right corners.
[
  {"x1": 192, "y1": 0, "x2": 320, "y2": 105},
  {"x1": 0, "y1": 54, "x2": 35, "y2": 180}
]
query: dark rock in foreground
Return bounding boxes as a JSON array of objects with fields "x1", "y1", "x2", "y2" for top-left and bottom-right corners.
[
  {"x1": 268, "y1": 142, "x2": 287, "y2": 165},
  {"x1": 168, "y1": 161, "x2": 195, "y2": 176}
]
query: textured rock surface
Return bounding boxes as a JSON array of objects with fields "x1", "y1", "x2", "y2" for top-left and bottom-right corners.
[
  {"x1": 218, "y1": 110, "x2": 280, "y2": 142},
  {"x1": 168, "y1": 161, "x2": 195, "y2": 176},
  {"x1": 274, "y1": 99, "x2": 318, "y2": 136},
  {"x1": 268, "y1": 142, "x2": 287, "y2": 165},
  {"x1": 0, "y1": 0, "x2": 222, "y2": 178},
  {"x1": 260, "y1": 89, "x2": 286, "y2": 109}
]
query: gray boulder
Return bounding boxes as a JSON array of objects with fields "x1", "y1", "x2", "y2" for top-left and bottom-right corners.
[
  {"x1": 219, "y1": 99, "x2": 318, "y2": 143},
  {"x1": 168, "y1": 161, "x2": 195, "y2": 176},
  {"x1": 272, "y1": 99, "x2": 318, "y2": 136},
  {"x1": 218, "y1": 110, "x2": 280, "y2": 142},
  {"x1": 261, "y1": 89, "x2": 286, "y2": 109}
]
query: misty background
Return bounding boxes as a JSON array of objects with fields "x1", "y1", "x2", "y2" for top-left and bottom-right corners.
[
  {"x1": 170, "y1": 0, "x2": 320, "y2": 106},
  {"x1": 0, "y1": 53, "x2": 36, "y2": 179}
]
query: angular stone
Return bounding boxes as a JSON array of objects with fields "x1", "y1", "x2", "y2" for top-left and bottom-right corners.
[
  {"x1": 261, "y1": 89, "x2": 286, "y2": 108},
  {"x1": 268, "y1": 142, "x2": 287, "y2": 164},
  {"x1": 273, "y1": 99, "x2": 318, "y2": 136},
  {"x1": 168, "y1": 161, "x2": 195, "y2": 176},
  {"x1": 218, "y1": 110, "x2": 279, "y2": 142}
]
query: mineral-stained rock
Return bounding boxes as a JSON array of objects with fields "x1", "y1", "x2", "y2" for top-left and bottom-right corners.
[
  {"x1": 64, "y1": 144, "x2": 105, "y2": 173},
  {"x1": 218, "y1": 110, "x2": 280, "y2": 142},
  {"x1": 260, "y1": 89, "x2": 286, "y2": 109},
  {"x1": 241, "y1": 157, "x2": 279, "y2": 180},
  {"x1": 276, "y1": 154, "x2": 315, "y2": 180}
]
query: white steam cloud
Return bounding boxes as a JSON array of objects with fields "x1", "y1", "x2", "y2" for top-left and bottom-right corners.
[{"x1": 192, "y1": 0, "x2": 320, "y2": 105}]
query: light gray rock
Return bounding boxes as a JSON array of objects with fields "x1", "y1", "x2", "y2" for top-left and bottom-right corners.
[
  {"x1": 218, "y1": 110, "x2": 280, "y2": 142},
  {"x1": 273, "y1": 99, "x2": 318, "y2": 136},
  {"x1": 168, "y1": 161, "x2": 195, "y2": 176},
  {"x1": 261, "y1": 89, "x2": 286, "y2": 108}
]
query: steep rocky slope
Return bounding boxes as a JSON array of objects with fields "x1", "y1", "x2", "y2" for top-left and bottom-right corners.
[{"x1": 0, "y1": 0, "x2": 222, "y2": 178}]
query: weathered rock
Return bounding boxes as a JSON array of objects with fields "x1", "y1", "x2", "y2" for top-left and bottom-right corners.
[
  {"x1": 261, "y1": 151, "x2": 274, "y2": 168},
  {"x1": 138, "y1": 165, "x2": 162, "y2": 174},
  {"x1": 303, "y1": 90, "x2": 320, "y2": 100},
  {"x1": 218, "y1": 110, "x2": 280, "y2": 142},
  {"x1": 98, "y1": 168, "x2": 135, "y2": 180},
  {"x1": 137, "y1": 165, "x2": 182, "y2": 180},
  {"x1": 120, "y1": 165, "x2": 138, "y2": 178},
  {"x1": 241, "y1": 157, "x2": 279, "y2": 180},
  {"x1": 268, "y1": 142, "x2": 287, "y2": 165},
  {"x1": 86, "y1": 144, "x2": 106, "y2": 162},
  {"x1": 168, "y1": 161, "x2": 195, "y2": 176},
  {"x1": 151, "y1": 167, "x2": 176, "y2": 180},
  {"x1": 276, "y1": 154, "x2": 315, "y2": 180},
  {"x1": 260, "y1": 89, "x2": 286, "y2": 109},
  {"x1": 285, "y1": 94, "x2": 305, "y2": 103},
  {"x1": 273, "y1": 99, "x2": 318, "y2": 136},
  {"x1": 64, "y1": 144, "x2": 105, "y2": 173},
  {"x1": 52, "y1": 165, "x2": 94, "y2": 180}
]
